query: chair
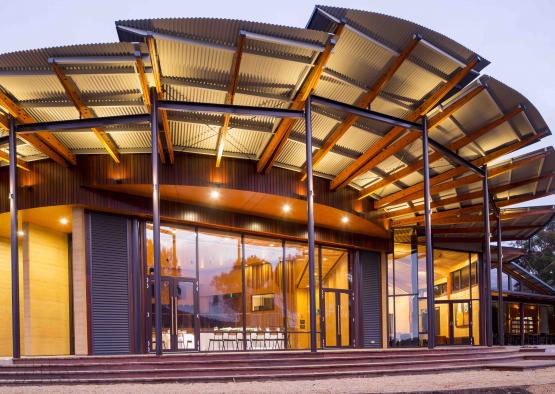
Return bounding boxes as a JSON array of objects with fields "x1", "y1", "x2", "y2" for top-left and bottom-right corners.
[
  {"x1": 250, "y1": 332, "x2": 265, "y2": 350},
  {"x1": 208, "y1": 328, "x2": 225, "y2": 351},
  {"x1": 265, "y1": 328, "x2": 278, "y2": 349},
  {"x1": 224, "y1": 330, "x2": 240, "y2": 350}
]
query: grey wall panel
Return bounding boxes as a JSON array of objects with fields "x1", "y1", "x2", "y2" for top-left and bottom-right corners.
[
  {"x1": 89, "y1": 212, "x2": 130, "y2": 355},
  {"x1": 360, "y1": 251, "x2": 382, "y2": 348}
]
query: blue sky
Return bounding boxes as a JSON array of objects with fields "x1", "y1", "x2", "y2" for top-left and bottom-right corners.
[{"x1": 1, "y1": 0, "x2": 553, "y2": 205}]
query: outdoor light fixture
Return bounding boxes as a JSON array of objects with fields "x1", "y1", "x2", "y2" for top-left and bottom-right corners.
[
  {"x1": 341, "y1": 216, "x2": 349, "y2": 223},
  {"x1": 210, "y1": 189, "x2": 220, "y2": 199},
  {"x1": 59, "y1": 217, "x2": 69, "y2": 225},
  {"x1": 282, "y1": 204, "x2": 291, "y2": 213}
]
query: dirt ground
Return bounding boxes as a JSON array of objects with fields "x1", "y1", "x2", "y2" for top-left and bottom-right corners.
[{"x1": 0, "y1": 366, "x2": 554, "y2": 394}]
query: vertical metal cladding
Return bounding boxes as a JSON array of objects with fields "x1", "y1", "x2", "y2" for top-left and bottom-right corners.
[
  {"x1": 360, "y1": 251, "x2": 382, "y2": 348},
  {"x1": 89, "y1": 212, "x2": 131, "y2": 355}
]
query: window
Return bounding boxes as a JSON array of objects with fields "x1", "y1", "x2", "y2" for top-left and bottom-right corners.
[
  {"x1": 434, "y1": 282, "x2": 447, "y2": 297},
  {"x1": 251, "y1": 294, "x2": 274, "y2": 311}
]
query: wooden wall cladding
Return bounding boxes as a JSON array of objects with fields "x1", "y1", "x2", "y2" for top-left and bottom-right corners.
[{"x1": 0, "y1": 153, "x2": 388, "y2": 251}]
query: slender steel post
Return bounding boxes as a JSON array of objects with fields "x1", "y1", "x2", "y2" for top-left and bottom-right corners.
[
  {"x1": 422, "y1": 117, "x2": 435, "y2": 349},
  {"x1": 9, "y1": 116, "x2": 20, "y2": 359},
  {"x1": 150, "y1": 87, "x2": 162, "y2": 356},
  {"x1": 305, "y1": 97, "x2": 317, "y2": 353},
  {"x1": 482, "y1": 167, "x2": 493, "y2": 347},
  {"x1": 496, "y1": 215, "x2": 504, "y2": 345}
]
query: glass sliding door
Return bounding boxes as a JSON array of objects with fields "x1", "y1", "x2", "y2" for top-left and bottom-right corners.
[{"x1": 149, "y1": 277, "x2": 198, "y2": 352}]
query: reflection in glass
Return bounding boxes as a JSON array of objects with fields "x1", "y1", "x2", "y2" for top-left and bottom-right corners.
[
  {"x1": 198, "y1": 230, "x2": 243, "y2": 351},
  {"x1": 244, "y1": 236, "x2": 284, "y2": 349},
  {"x1": 284, "y1": 243, "x2": 320, "y2": 349},
  {"x1": 146, "y1": 224, "x2": 196, "y2": 278}
]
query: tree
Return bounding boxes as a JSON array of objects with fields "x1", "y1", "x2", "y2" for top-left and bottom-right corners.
[{"x1": 512, "y1": 219, "x2": 555, "y2": 286}]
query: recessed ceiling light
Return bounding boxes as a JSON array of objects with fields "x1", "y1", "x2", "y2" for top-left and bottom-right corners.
[
  {"x1": 269, "y1": 243, "x2": 275, "y2": 247},
  {"x1": 210, "y1": 190, "x2": 220, "y2": 199},
  {"x1": 59, "y1": 217, "x2": 69, "y2": 225},
  {"x1": 282, "y1": 204, "x2": 291, "y2": 213},
  {"x1": 17, "y1": 230, "x2": 24, "y2": 237},
  {"x1": 341, "y1": 216, "x2": 349, "y2": 223},
  {"x1": 323, "y1": 257, "x2": 328, "y2": 261}
]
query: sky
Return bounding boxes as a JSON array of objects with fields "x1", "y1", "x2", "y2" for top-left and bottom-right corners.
[{"x1": 1, "y1": 0, "x2": 553, "y2": 206}]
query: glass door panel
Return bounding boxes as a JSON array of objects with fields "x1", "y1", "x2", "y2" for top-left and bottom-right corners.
[
  {"x1": 452, "y1": 302, "x2": 471, "y2": 345},
  {"x1": 157, "y1": 279, "x2": 172, "y2": 351},
  {"x1": 435, "y1": 303, "x2": 451, "y2": 346},
  {"x1": 324, "y1": 291, "x2": 337, "y2": 347},
  {"x1": 175, "y1": 280, "x2": 196, "y2": 350},
  {"x1": 339, "y1": 292, "x2": 350, "y2": 347}
]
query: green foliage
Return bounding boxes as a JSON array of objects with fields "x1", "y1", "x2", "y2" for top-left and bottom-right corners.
[{"x1": 513, "y1": 219, "x2": 555, "y2": 286}]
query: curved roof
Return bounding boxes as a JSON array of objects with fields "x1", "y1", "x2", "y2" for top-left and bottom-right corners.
[{"x1": 0, "y1": 5, "x2": 552, "y2": 238}]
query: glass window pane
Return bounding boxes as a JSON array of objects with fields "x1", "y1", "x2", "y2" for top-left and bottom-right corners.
[
  {"x1": 146, "y1": 224, "x2": 196, "y2": 277},
  {"x1": 387, "y1": 253, "x2": 394, "y2": 296},
  {"x1": 321, "y1": 247, "x2": 349, "y2": 290},
  {"x1": 284, "y1": 242, "x2": 320, "y2": 349},
  {"x1": 198, "y1": 230, "x2": 243, "y2": 351},
  {"x1": 244, "y1": 236, "x2": 284, "y2": 347},
  {"x1": 393, "y1": 295, "x2": 419, "y2": 347}
]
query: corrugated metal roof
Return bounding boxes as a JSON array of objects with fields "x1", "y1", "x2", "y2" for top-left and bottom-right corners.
[{"x1": 0, "y1": 6, "x2": 551, "y2": 237}]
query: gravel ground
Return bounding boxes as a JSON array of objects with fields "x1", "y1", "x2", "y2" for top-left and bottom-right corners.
[{"x1": 0, "y1": 366, "x2": 554, "y2": 394}]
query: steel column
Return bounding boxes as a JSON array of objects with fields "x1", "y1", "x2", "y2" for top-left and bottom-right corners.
[
  {"x1": 305, "y1": 97, "x2": 317, "y2": 353},
  {"x1": 496, "y1": 215, "x2": 504, "y2": 345},
  {"x1": 482, "y1": 166, "x2": 493, "y2": 347},
  {"x1": 422, "y1": 117, "x2": 435, "y2": 349},
  {"x1": 9, "y1": 116, "x2": 20, "y2": 359},
  {"x1": 150, "y1": 87, "x2": 163, "y2": 356}
]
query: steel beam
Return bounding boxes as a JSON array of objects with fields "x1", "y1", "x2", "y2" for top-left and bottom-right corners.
[
  {"x1": 427, "y1": 138, "x2": 485, "y2": 178},
  {"x1": 483, "y1": 166, "x2": 493, "y2": 347},
  {"x1": 496, "y1": 215, "x2": 504, "y2": 345},
  {"x1": 157, "y1": 100, "x2": 304, "y2": 118},
  {"x1": 305, "y1": 98, "x2": 317, "y2": 353},
  {"x1": 9, "y1": 116, "x2": 20, "y2": 359},
  {"x1": 16, "y1": 114, "x2": 150, "y2": 133},
  {"x1": 151, "y1": 87, "x2": 163, "y2": 356},
  {"x1": 310, "y1": 95, "x2": 423, "y2": 131},
  {"x1": 422, "y1": 117, "x2": 435, "y2": 349}
]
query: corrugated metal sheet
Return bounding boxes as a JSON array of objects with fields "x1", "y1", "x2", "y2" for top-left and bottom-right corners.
[{"x1": 0, "y1": 7, "x2": 549, "y2": 217}]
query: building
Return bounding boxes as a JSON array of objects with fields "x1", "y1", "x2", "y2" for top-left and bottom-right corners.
[{"x1": 0, "y1": 5, "x2": 554, "y2": 358}]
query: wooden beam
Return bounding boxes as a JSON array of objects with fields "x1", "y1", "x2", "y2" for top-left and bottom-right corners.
[
  {"x1": 375, "y1": 130, "x2": 548, "y2": 209},
  {"x1": 299, "y1": 35, "x2": 422, "y2": 180},
  {"x1": 146, "y1": 37, "x2": 173, "y2": 164},
  {"x1": 256, "y1": 23, "x2": 345, "y2": 174},
  {"x1": 134, "y1": 54, "x2": 165, "y2": 163},
  {"x1": 51, "y1": 63, "x2": 121, "y2": 163},
  {"x1": 392, "y1": 207, "x2": 554, "y2": 227},
  {"x1": 0, "y1": 89, "x2": 76, "y2": 166},
  {"x1": 216, "y1": 34, "x2": 246, "y2": 168},
  {"x1": 332, "y1": 82, "x2": 485, "y2": 191},
  {"x1": 382, "y1": 171, "x2": 555, "y2": 219},
  {"x1": 0, "y1": 150, "x2": 30, "y2": 171},
  {"x1": 392, "y1": 205, "x2": 483, "y2": 227},
  {"x1": 358, "y1": 106, "x2": 524, "y2": 199},
  {"x1": 392, "y1": 190, "x2": 553, "y2": 227},
  {"x1": 330, "y1": 57, "x2": 480, "y2": 191},
  {"x1": 428, "y1": 225, "x2": 544, "y2": 235}
]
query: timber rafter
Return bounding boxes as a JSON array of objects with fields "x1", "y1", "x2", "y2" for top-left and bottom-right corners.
[
  {"x1": 300, "y1": 34, "x2": 422, "y2": 180},
  {"x1": 329, "y1": 57, "x2": 480, "y2": 191},
  {"x1": 375, "y1": 130, "x2": 548, "y2": 209},
  {"x1": 0, "y1": 88, "x2": 76, "y2": 166},
  {"x1": 51, "y1": 62, "x2": 121, "y2": 163},
  {"x1": 146, "y1": 36, "x2": 174, "y2": 164},
  {"x1": 216, "y1": 34, "x2": 246, "y2": 168},
  {"x1": 256, "y1": 22, "x2": 345, "y2": 174}
]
